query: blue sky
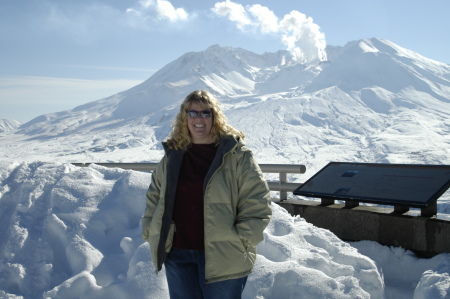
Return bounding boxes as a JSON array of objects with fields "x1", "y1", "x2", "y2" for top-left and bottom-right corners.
[{"x1": 1, "y1": 0, "x2": 449, "y2": 123}]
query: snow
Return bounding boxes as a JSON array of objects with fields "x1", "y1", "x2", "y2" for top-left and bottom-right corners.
[
  {"x1": 1, "y1": 37, "x2": 450, "y2": 298},
  {"x1": 1, "y1": 161, "x2": 449, "y2": 299},
  {"x1": 0, "y1": 119, "x2": 22, "y2": 133}
]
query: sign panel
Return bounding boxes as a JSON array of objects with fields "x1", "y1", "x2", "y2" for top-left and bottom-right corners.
[{"x1": 293, "y1": 162, "x2": 450, "y2": 208}]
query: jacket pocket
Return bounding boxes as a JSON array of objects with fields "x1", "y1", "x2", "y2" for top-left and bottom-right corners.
[{"x1": 165, "y1": 221, "x2": 176, "y2": 253}]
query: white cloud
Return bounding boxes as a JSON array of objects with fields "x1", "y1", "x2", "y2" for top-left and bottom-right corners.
[
  {"x1": 41, "y1": 0, "x2": 190, "y2": 39},
  {"x1": 127, "y1": 0, "x2": 189, "y2": 24},
  {"x1": 0, "y1": 76, "x2": 145, "y2": 122},
  {"x1": 60, "y1": 64, "x2": 157, "y2": 73},
  {"x1": 247, "y1": 4, "x2": 278, "y2": 34},
  {"x1": 44, "y1": 2, "x2": 123, "y2": 44},
  {"x1": 0, "y1": 76, "x2": 142, "y2": 105},
  {"x1": 212, "y1": 0, "x2": 327, "y2": 63},
  {"x1": 155, "y1": 0, "x2": 188, "y2": 21},
  {"x1": 213, "y1": 0, "x2": 251, "y2": 30}
]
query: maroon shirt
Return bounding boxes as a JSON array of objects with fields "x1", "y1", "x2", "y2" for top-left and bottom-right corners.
[{"x1": 172, "y1": 143, "x2": 218, "y2": 250}]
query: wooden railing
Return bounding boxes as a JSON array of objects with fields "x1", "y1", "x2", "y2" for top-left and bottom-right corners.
[{"x1": 72, "y1": 163, "x2": 306, "y2": 200}]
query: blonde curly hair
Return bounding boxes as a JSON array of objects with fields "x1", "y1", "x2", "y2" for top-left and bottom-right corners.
[{"x1": 166, "y1": 90, "x2": 245, "y2": 150}]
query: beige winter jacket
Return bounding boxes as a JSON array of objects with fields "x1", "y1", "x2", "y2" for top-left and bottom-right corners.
[{"x1": 142, "y1": 136, "x2": 271, "y2": 283}]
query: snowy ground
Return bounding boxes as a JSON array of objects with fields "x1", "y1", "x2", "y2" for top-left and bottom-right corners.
[{"x1": 0, "y1": 161, "x2": 449, "y2": 298}]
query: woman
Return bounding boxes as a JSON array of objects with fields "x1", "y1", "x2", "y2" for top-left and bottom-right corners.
[{"x1": 142, "y1": 90, "x2": 271, "y2": 299}]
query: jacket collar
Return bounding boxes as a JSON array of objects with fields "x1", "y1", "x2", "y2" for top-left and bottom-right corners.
[{"x1": 162, "y1": 135, "x2": 240, "y2": 156}]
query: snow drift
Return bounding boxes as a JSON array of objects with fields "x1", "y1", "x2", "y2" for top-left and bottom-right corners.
[{"x1": 1, "y1": 161, "x2": 450, "y2": 299}]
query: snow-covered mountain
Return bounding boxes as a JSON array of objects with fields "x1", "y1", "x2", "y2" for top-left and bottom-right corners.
[
  {"x1": 0, "y1": 119, "x2": 22, "y2": 133},
  {"x1": 1, "y1": 38, "x2": 450, "y2": 176}
]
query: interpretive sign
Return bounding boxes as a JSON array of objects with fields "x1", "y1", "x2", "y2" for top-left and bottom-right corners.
[{"x1": 293, "y1": 162, "x2": 450, "y2": 216}]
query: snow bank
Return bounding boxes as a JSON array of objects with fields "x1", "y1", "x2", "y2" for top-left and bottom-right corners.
[
  {"x1": 0, "y1": 161, "x2": 449, "y2": 298},
  {"x1": 249, "y1": 206, "x2": 383, "y2": 298}
]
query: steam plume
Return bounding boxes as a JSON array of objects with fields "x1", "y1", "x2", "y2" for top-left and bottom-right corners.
[{"x1": 213, "y1": 0, "x2": 327, "y2": 63}]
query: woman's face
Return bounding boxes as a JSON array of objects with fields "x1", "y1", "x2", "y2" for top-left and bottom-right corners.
[{"x1": 186, "y1": 102, "x2": 213, "y2": 144}]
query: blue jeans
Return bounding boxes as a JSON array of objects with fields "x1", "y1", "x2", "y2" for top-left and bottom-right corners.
[{"x1": 164, "y1": 248, "x2": 248, "y2": 299}]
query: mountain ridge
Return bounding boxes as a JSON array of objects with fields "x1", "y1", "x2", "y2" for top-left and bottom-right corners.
[
  {"x1": 1, "y1": 37, "x2": 450, "y2": 175},
  {"x1": 18, "y1": 37, "x2": 450, "y2": 133},
  {"x1": 0, "y1": 119, "x2": 22, "y2": 133}
]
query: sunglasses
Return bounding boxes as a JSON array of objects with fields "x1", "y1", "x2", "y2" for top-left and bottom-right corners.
[{"x1": 186, "y1": 110, "x2": 212, "y2": 119}]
